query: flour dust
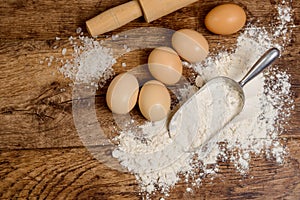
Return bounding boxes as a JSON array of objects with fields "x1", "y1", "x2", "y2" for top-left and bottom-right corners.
[{"x1": 52, "y1": 1, "x2": 295, "y2": 200}]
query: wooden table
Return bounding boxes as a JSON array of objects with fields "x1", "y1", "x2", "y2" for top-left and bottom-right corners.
[{"x1": 0, "y1": 0, "x2": 299, "y2": 199}]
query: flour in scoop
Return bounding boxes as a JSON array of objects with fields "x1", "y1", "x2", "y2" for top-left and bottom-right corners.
[{"x1": 169, "y1": 77, "x2": 244, "y2": 151}]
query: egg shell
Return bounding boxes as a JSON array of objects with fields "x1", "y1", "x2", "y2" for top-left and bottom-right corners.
[
  {"x1": 172, "y1": 29, "x2": 209, "y2": 63},
  {"x1": 148, "y1": 47, "x2": 183, "y2": 85},
  {"x1": 205, "y1": 4, "x2": 246, "y2": 35},
  {"x1": 138, "y1": 80, "x2": 171, "y2": 121},
  {"x1": 106, "y1": 73, "x2": 139, "y2": 114}
]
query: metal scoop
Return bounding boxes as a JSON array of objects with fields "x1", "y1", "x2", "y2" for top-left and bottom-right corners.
[
  {"x1": 168, "y1": 48, "x2": 280, "y2": 152},
  {"x1": 209, "y1": 47, "x2": 281, "y2": 108}
]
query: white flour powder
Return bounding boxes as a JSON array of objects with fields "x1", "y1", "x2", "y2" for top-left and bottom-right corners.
[
  {"x1": 59, "y1": 36, "x2": 116, "y2": 88},
  {"x1": 54, "y1": 2, "x2": 295, "y2": 200},
  {"x1": 111, "y1": 3, "x2": 294, "y2": 199}
]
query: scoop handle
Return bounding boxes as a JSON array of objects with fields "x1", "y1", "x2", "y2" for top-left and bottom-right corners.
[{"x1": 239, "y1": 48, "x2": 280, "y2": 87}]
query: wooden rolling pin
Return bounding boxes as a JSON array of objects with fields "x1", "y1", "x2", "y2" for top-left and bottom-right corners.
[{"x1": 86, "y1": 0, "x2": 198, "y2": 37}]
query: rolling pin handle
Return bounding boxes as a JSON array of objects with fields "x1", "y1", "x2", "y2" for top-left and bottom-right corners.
[{"x1": 86, "y1": 1, "x2": 143, "y2": 37}]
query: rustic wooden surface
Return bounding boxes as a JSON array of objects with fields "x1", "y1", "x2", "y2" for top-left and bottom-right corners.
[{"x1": 0, "y1": 0, "x2": 299, "y2": 199}]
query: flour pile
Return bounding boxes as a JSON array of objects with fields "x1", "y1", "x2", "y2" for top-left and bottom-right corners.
[
  {"x1": 59, "y1": 36, "x2": 116, "y2": 88},
  {"x1": 111, "y1": 3, "x2": 294, "y2": 199},
  {"x1": 112, "y1": 30, "x2": 293, "y2": 196}
]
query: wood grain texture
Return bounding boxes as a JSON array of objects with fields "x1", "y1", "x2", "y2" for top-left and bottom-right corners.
[{"x1": 0, "y1": 0, "x2": 299, "y2": 199}]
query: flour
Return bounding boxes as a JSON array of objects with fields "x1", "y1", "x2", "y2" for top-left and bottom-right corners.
[
  {"x1": 169, "y1": 77, "x2": 244, "y2": 152},
  {"x1": 53, "y1": 1, "x2": 295, "y2": 200},
  {"x1": 59, "y1": 36, "x2": 116, "y2": 88},
  {"x1": 111, "y1": 3, "x2": 294, "y2": 199}
]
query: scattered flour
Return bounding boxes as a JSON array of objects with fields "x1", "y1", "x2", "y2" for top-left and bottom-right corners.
[
  {"x1": 110, "y1": 3, "x2": 294, "y2": 199},
  {"x1": 61, "y1": 48, "x2": 67, "y2": 56},
  {"x1": 59, "y1": 36, "x2": 116, "y2": 88},
  {"x1": 112, "y1": 29, "x2": 293, "y2": 196},
  {"x1": 54, "y1": 2, "x2": 295, "y2": 200}
]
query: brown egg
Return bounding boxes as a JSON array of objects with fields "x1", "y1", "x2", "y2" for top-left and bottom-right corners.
[
  {"x1": 148, "y1": 47, "x2": 183, "y2": 85},
  {"x1": 172, "y1": 29, "x2": 209, "y2": 63},
  {"x1": 205, "y1": 4, "x2": 246, "y2": 35},
  {"x1": 138, "y1": 80, "x2": 171, "y2": 122},
  {"x1": 106, "y1": 73, "x2": 139, "y2": 114}
]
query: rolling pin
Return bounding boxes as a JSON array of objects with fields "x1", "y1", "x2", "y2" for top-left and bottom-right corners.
[{"x1": 86, "y1": 0, "x2": 198, "y2": 37}]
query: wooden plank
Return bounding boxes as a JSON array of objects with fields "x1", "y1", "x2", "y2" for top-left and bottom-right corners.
[
  {"x1": 0, "y1": 0, "x2": 297, "y2": 40},
  {"x1": 0, "y1": 148, "x2": 139, "y2": 199},
  {"x1": 0, "y1": 0, "x2": 129, "y2": 40},
  {"x1": 0, "y1": 141, "x2": 299, "y2": 199}
]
